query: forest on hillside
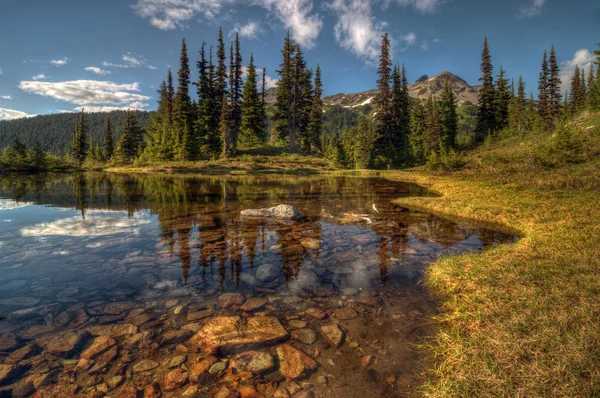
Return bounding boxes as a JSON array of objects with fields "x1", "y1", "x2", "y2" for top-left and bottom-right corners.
[{"x1": 1, "y1": 28, "x2": 599, "y2": 172}]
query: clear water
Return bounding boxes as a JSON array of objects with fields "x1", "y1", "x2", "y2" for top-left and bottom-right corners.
[{"x1": 0, "y1": 173, "x2": 516, "y2": 396}]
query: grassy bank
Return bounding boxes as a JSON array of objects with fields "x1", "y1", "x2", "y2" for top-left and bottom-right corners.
[{"x1": 380, "y1": 113, "x2": 600, "y2": 396}]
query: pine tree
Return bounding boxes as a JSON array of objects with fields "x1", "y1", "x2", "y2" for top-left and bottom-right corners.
[
  {"x1": 547, "y1": 45, "x2": 562, "y2": 125},
  {"x1": 494, "y1": 66, "x2": 511, "y2": 131},
  {"x1": 373, "y1": 33, "x2": 393, "y2": 168},
  {"x1": 307, "y1": 64, "x2": 323, "y2": 153},
  {"x1": 509, "y1": 75, "x2": 527, "y2": 134},
  {"x1": 476, "y1": 35, "x2": 496, "y2": 141},
  {"x1": 273, "y1": 32, "x2": 295, "y2": 144},
  {"x1": 409, "y1": 101, "x2": 429, "y2": 163},
  {"x1": 569, "y1": 65, "x2": 586, "y2": 113},
  {"x1": 196, "y1": 43, "x2": 221, "y2": 158},
  {"x1": 71, "y1": 109, "x2": 87, "y2": 163},
  {"x1": 219, "y1": 93, "x2": 233, "y2": 157},
  {"x1": 538, "y1": 50, "x2": 550, "y2": 127},
  {"x1": 427, "y1": 95, "x2": 441, "y2": 154},
  {"x1": 240, "y1": 54, "x2": 263, "y2": 146},
  {"x1": 293, "y1": 44, "x2": 313, "y2": 152},
  {"x1": 172, "y1": 39, "x2": 193, "y2": 160},
  {"x1": 261, "y1": 67, "x2": 268, "y2": 142},
  {"x1": 117, "y1": 110, "x2": 143, "y2": 161},
  {"x1": 438, "y1": 79, "x2": 458, "y2": 151},
  {"x1": 30, "y1": 139, "x2": 46, "y2": 170},
  {"x1": 231, "y1": 33, "x2": 244, "y2": 154},
  {"x1": 103, "y1": 115, "x2": 113, "y2": 161},
  {"x1": 389, "y1": 65, "x2": 408, "y2": 166},
  {"x1": 215, "y1": 27, "x2": 228, "y2": 114}
]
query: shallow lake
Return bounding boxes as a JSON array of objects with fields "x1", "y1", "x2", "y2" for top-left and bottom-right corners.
[{"x1": 0, "y1": 173, "x2": 516, "y2": 397}]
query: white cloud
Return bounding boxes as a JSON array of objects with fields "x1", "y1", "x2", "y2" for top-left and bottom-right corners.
[
  {"x1": 19, "y1": 80, "x2": 150, "y2": 112},
  {"x1": 84, "y1": 67, "x2": 111, "y2": 76},
  {"x1": 259, "y1": 0, "x2": 323, "y2": 48},
  {"x1": 0, "y1": 108, "x2": 36, "y2": 121},
  {"x1": 393, "y1": 0, "x2": 443, "y2": 13},
  {"x1": 420, "y1": 40, "x2": 429, "y2": 51},
  {"x1": 20, "y1": 211, "x2": 152, "y2": 237},
  {"x1": 133, "y1": 0, "x2": 229, "y2": 30},
  {"x1": 103, "y1": 53, "x2": 157, "y2": 70},
  {"x1": 433, "y1": 38, "x2": 442, "y2": 44},
  {"x1": 133, "y1": 0, "x2": 322, "y2": 48},
  {"x1": 0, "y1": 95, "x2": 12, "y2": 100},
  {"x1": 50, "y1": 57, "x2": 69, "y2": 67},
  {"x1": 559, "y1": 49, "x2": 596, "y2": 93},
  {"x1": 398, "y1": 32, "x2": 417, "y2": 51},
  {"x1": 32, "y1": 74, "x2": 47, "y2": 80},
  {"x1": 328, "y1": 0, "x2": 387, "y2": 63},
  {"x1": 517, "y1": 0, "x2": 546, "y2": 18},
  {"x1": 73, "y1": 102, "x2": 149, "y2": 112},
  {"x1": 0, "y1": 69, "x2": 3, "y2": 75},
  {"x1": 230, "y1": 21, "x2": 263, "y2": 39}
]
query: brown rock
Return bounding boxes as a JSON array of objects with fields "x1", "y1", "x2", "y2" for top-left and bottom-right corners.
[
  {"x1": 106, "y1": 375, "x2": 123, "y2": 389},
  {"x1": 239, "y1": 385, "x2": 265, "y2": 398},
  {"x1": 163, "y1": 368, "x2": 188, "y2": 391},
  {"x1": 231, "y1": 351, "x2": 275, "y2": 374},
  {"x1": 5, "y1": 344, "x2": 36, "y2": 364},
  {"x1": 160, "y1": 329, "x2": 193, "y2": 345},
  {"x1": 240, "y1": 297, "x2": 268, "y2": 312},
  {"x1": 287, "y1": 320, "x2": 307, "y2": 330},
  {"x1": 0, "y1": 364, "x2": 22, "y2": 386},
  {"x1": 133, "y1": 359, "x2": 160, "y2": 373},
  {"x1": 33, "y1": 382, "x2": 79, "y2": 397},
  {"x1": 186, "y1": 309, "x2": 213, "y2": 322},
  {"x1": 111, "y1": 323, "x2": 138, "y2": 338},
  {"x1": 218, "y1": 293, "x2": 245, "y2": 309},
  {"x1": 189, "y1": 357, "x2": 218, "y2": 376},
  {"x1": 214, "y1": 385, "x2": 238, "y2": 398},
  {"x1": 361, "y1": 355, "x2": 373, "y2": 368},
  {"x1": 275, "y1": 344, "x2": 317, "y2": 380},
  {"x1": 144, "y1": 382, "x2": 162, "y2": 398},
  {"x1": 43, "y1": 330, "x2": 88, "y2": 358},
  {"x1": 293, "y1": 391, "x2": 314, "y2": 398},
  {"x1": 117, "y1": 384, "x2": 140, "y2": 398},
  {"x1": 81, "y1": 335, "x2": 117, "y2": 359},
  {"x1": 320, "y1": 324, "x2": 344, "y2": 348},
  {"x1": 189, "y1": 316, "x2": 288, "y2": 355},
  {"x1": 305, "y1": 308, "x2": 326, "y2": 320},
  {"x1": 0, "y1": 334, "x2": 18, "y2": 352},
  {"x1": 333, "y1": 308, "x2": 358, "y2": 320},
  {"x1": 291, "y1": 329, "x2": 317, "y2": 345}
]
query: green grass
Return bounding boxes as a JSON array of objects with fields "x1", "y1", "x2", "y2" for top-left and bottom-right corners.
[{"x1": 379, "y1": 111, "x2": 600, "y2": 397}]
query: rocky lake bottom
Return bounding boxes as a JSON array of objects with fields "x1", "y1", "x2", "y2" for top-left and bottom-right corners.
[{"x1": 0, "y1": 174, "x2": 516, "y2": 397}]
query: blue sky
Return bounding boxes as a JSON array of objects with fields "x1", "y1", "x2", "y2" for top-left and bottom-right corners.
[{"x1": 0, "y1": 0, "x2": 599, "y2": 119}]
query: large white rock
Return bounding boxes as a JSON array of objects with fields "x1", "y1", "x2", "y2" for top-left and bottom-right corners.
[{"x1": 240, "y1": 204, "x2": 302, "y2": 220}]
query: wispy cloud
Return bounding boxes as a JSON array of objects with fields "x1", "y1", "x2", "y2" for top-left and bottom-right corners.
[
  {"x1": 50, "y1": 57, "x2": 69, "y2": 67},
  {"x1": 0, "y1": 69, "x2": 3, "y2": 76},
  {"x1": 103, "y1": 53, "x2": 157, "y2": 70},
  {"x1": 230, "y1": 21, "x2": 263, "y2": 39},
  {"x1": 0, "y1": 108, "x2": 36, "y2": 120},
  {"x1": 420, "y1": 40, "x2": 429, "y2": 51},
  {"x1": 0, "y1": 95, "x2": 12, "y2": 100},
  {"x1": 84, "y1": 67, "x2": 111, "y2": 75},
  {"x1": 398, "y1": 32, "x2": 417, "y2": 51},
  {"x1": 393, "y1": 0, "x2": 443, "y2": 13},
  {"x1": 19, "y1": 80, "x2": 150, "y2": 112},
  {"x1": 328, "y1": 0, "x2": 387, "y2": 63},
  {"x1": 517, "y1": 0, "x2": 546, "y2": 18},
  {"x1": 241, "y1": 66, "x2": 279, "y2": 88},
  {"x1": 32, "y1": 74, "x2": 47, "y2": 80},
  {"x1": 133, "y1": 0, "x2": 322, "y2": 48},
  {"x1": 559, "y1": 49, "x2": 595, "y2": 93}
]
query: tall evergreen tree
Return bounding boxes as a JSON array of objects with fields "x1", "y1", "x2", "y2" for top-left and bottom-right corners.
[
  {"x1": 509, "y1": 75, "x2": 527, "y2": 134},
  {"x1": 427, "y1": 95, "x2": 440, "y2": 153},
  {"x1": 273, "y1": 32, "x2": 295, "y2": 144},
  {"x1": 240, "y1": 54, "x2": 263, "y2": 146},
  {"x1": 373, "y1": 33, "x2": 393, "y2": 167},
  {"x1": 196, "y1": 44, "x2": 221, "y2": 158},
  {"x1": 547, "y1": 45, "x2": 562, "y2": 124},
  {"x1": 494, "y1": 66, "x2": 511, "y2": 130},
  {"x1": 116, "y1": 110, "x2": 143, "y2": 161},
  {"x1": 215, "y1": 27, "x2": 228, "y2": 114},
  {"x1": 307, "y1": 64, "x2": 323, "y2": 153},
  {"x1": 293, "y1": 44, "x2": 313, "y2": 152},
  {"x1": 569, "y1": 65, "x2": 586, "y2": 113},
  {"x1": 409, "y1": 101, "x2": 429, "y2": 163},
  {"x1": 437, "y1": 79, "x2": 458, "y2": 151},
  {"x1": 231, "y1": 33, "x2": 244, "y2": 154},
  {"x1": 173, "y1": 39, "x2": 193, "y2": 160},
  {"x1": 261, "y1": 67, "x2": 268, "y2": 142},
  {"x1": 476, "y1": 35, "x2": 496, "y2": 140},
  {"x1": 103, "y1": 115, "x2": 113, "y2": 160},
  {"x1": 389, "y1": 64, "x2": 409, "y2": 165},
  {"x1": 71, "y1": 109, "x2": 87, "y2": 163},
  {"x1": 538, "y1": 50, "x2": 550, "y2": 127}
]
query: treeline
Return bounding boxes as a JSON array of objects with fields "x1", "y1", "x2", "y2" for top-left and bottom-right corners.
[
  {"x1": 0, "y1": 111, "x2": 150, "y2": 155},
  {"x1": 326, "y1": 36, "x2": 600, "y2": 170}
]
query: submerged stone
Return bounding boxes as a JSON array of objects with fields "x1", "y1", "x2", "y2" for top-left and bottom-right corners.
[
  {"x1": 241, "y1": 204, "x2": 303, "y2": 220},
  {"x1": 276, "y1": 344, "x2": 317, "y2": 380},
  {"x1": 231, "y1": 350, "x2": 275, "y2": 374},
  {"x1": 189, "y1": 316, "x2": 288, "y2": 355}
]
